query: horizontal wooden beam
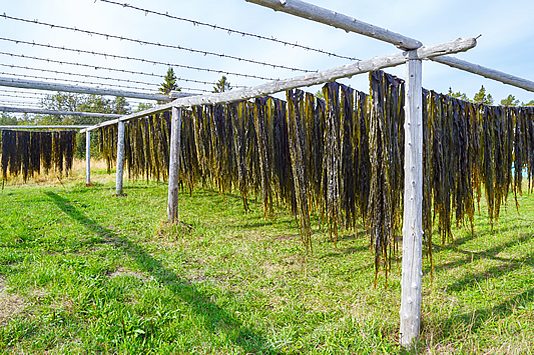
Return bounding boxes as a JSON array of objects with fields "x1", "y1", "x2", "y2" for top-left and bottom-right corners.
[
  {"x1": 245, "y1": 0, "x2": 423, "y2": 50},
  {"x1": 80, "y1": 102, "x2": 175, "y2": 132},
  {"x1": 170, "y1": 38, "x2": 475, "y2": 108},
  {"x1": 0, "y1": 77, "x2": 195, "y2": 101},
  {"x1": 0, "y1": 125, "x2": 90, "y2": 129},
  {"x1": 81, "y1": 37, "x2": 476, "y2": 133},
  {"x1": 246, "y1": 0, "x2": 534, "y2": 96},
  {"x1": 0, "y1": 106, "x2": 122, "y2": 118},
  {"x1": 431, "y1": 55, "x2": 534, "y2": 93}
]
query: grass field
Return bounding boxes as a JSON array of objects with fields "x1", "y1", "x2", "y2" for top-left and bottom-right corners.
[{"x1": 0, "y1": 161, "x2": 533, "y2": 354}]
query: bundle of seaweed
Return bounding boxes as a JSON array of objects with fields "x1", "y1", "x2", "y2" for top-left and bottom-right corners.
[
  {"x1": 513, "y1": 106, "x2": 534, "y2": 199},
  {"x1": 40, "y1": 131, "x2": 53, "y2": 174},
  {"x1": 179, "y1": 110, "x2": 202, "y2": 196},
  {"x1": 321, "y1": 82, "x2": 371, "y2": 240},
  {"x1": 368, "y1": 71, "x2": 405, "y2": 283},
  {"x1": 481, "y1": 106, "x2": 514, "y2": 223},
  {"x1": 1, "y1": 130, "x2": 15, "y2": 181},
  {"x1": 1, "y1": 129, "x2": 77, "y2": 182},
  {"x1": 101, "y1": 113, "x2": 173, "y2": 183},
  {"x1": 99, "y1": 124, "x2": 117, "y2": 173},
  {"x1": 286, "y1": 89, "x2": 313, "y2": 253},
  {"x1": 322, "y1": 83, "x2": 342, "y2": 242},
  {"x1": 266, "y1": 98, "x2": 296, "y2": 216},
  {"x1": 423, "y1": 91, "x2": 523, "y2": 240},
  {"x1": 94, "y1": 74, "x2": 534, "y2": 273},
  {"x1": 254, "y1": 97, "x2": 275, "y2": 218}
]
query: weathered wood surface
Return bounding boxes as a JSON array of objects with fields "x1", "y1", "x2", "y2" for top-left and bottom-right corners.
[
  {"x1": 115, "y1": 121, "x2": 125, "y2": 195},
  {"x1": 0, "y1": 125, "x2": 90, "y2": 129},
  {"x1": 246, "y1": 0, "x2": 422, "y2": 50},
  {"x1": 400, "y1": 56, "x2": 424, "y2": 348},
  {"x1": 0, "y1": 76, "x2": 190, "y2": 101},
  {"x1": 167, "y1": 107, "x2": 182, "y2": 222},
  {"x1": 81, "y1": 37, "x2": 475, "y2": 133},
  {"x1": 170, "y1": 38, "x2": 475, "y2": 108},
  {"x1": 80, "y1": 102, "x2": 175, "y2": 132},
  {"x1": 85, "y1": 131, "x2": 91, "y2": 186},
  {"x1": 431, "y1": 55, "x2": 534, "y2": 93},
  {"x1": 0, "y1": 106, "x2": 122, "y2": 118}
]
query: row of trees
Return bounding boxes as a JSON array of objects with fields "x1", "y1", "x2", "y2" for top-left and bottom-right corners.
[
  {"x1": 2, "y1": 70, "x2": 532, "y2": 156},
  {"x1": 448, "y1": 85, "x2": 534, "y2": 107},
  {"x1": 0, "y1": 68, "x2": 233, "y2": 157}
]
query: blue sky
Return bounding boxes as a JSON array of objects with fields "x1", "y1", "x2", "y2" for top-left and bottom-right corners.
[{"x1": 1, "y1": 0, "x2": 533, "y2": 110}]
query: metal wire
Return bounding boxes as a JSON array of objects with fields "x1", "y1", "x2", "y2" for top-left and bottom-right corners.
[
  {"x1": 0, "y1": 51, "x2": 246, "y2": 86},
  {"x1": 1, "y1": 37, "x2": 278, "y2": 81},
  {"x1": 3, "y1": 14, "x2": 315, "y2": 73},
  {"x1": 99, "y1": 0, "x2": 360, "y2": 61},
  {"x1": 0, "y1": 92, "x2": 48, "y2": 100},
  {"x1": 0, "y1": 88, "x2": 49, "y2": 97},
  {"x1": 0, "y1": 99, "x2": 41, "y2": 107},
  {"x1": 0, "y1": 71, "x2": 159, "y2": 92},
  {"x1": 0, "y1": 63, "x2": 159, "y2": 87}
]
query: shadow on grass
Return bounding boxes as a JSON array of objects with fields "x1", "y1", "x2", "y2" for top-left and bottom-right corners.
[
  {"x1": 424, "y1": 232, "x2": 534, "y2": 275},
  {"x1": 446, "y1": 248, "x2": 533, "y2": 293},
  {"x1": 44, "y1": 191, "x2": 279, "y2": 354},
  {"x1": 438, "y1": 286, "x2": 534, "y2": 335}
]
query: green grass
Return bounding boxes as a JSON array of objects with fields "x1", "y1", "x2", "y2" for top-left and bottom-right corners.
[{"x1": 0, "y1": 167, "x2": 533, "y2": 354}]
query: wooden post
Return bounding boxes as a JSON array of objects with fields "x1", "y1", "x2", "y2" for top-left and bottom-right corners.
[
  {"x1": 85, "y1": 131, "x2": 92, "y2": 186},
  {"x1": 400, "y1": 54, "x2": 424, "y2": 347},
  {"x1": 167, "y1": 107, "x2": 182, "y2": 222},
  {"x1": 115, "y1": 121, "x2": 125, "y2": 195}
]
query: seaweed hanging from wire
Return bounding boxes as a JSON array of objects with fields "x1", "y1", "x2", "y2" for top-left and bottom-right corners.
[
  {"x1": 368, "y1": 70, "x2": 405, "y2": 285},
  {"x1": 1, "y1": 129, "x2": 77, "y2": 182}
]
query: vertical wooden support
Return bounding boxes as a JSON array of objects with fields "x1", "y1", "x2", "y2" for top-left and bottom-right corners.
[
  {"x1": 167, "y1": 107, "x2": 182, "y2": 222},
  {"x1": 85, "y1": 131, "x2": 91, "y2": 186},
  {"x1": 115, "y1": 120, "x2": 125, "y2": 195},
  {"x1": 400, "y1": 55, "x2": 423, "y2": 347}
]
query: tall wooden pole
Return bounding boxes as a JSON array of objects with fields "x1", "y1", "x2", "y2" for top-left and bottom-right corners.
[
  {"x1": 400, "y1": 55, "x2": 424, "y2": 347},
  {"x1": 85, "y1": 131, "x2": 91, "y2": 186},
  {"x1": 115, "y1": 121, "x2": 125, "y2": 195},
  {"x1": 167, "y1": 107, "x2": 182, "y2": 222}
]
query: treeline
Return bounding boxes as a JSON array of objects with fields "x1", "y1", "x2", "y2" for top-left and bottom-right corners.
[
  {"x1": 0, "y1": 69, "x2": 234, "y2": 158},
  {"x1": 448, "y1": 85, "x2": 534, "y2": 107}
]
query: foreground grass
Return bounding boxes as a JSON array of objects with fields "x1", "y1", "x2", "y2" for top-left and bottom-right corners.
[{"x1": 0, "y1": 165, "x2": 533, "y2": 354}]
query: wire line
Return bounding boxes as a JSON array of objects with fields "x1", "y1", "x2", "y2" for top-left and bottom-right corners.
[
  {"x1": 1, "y1": 37, "x2": 278, "y2": 81},
  {"x1": 3, "y1": 13, "x2": 314, "y2": 73},
  {"x1": 0, "y1": 51, "x2": 245, "y2": 86},
  {"x1": 99, "y1": 0, "x2": 360, "y2": 61}
]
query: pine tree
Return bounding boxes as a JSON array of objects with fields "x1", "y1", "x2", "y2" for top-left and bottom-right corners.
[
  {"x1": 447, "y1": 87, "x2": 469, "y2": 101},
  {"x1": 159, "y1": 68, "x2": 180, "y2": 95},
  {"x1": 213, "y1": 76, "x2": 232, "y2": 93},
  {"x1": 113, "y1": 97, "x2": 131, "y2": 115},
  {"x1": 473, "y1": 85, "x2": 494, "y2": 105},
  {"x1": 500, "y1": 94, "x2": 520, "y2": 107}
]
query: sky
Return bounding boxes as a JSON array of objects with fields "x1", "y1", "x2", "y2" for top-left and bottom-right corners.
[{"x1": 1, "y1": 0, "x2": 533, "y2": 112}]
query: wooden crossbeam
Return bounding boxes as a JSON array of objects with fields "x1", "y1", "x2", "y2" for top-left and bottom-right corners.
[
  {"x1": 80, "y1": 37, "x2": 475, "y2": 133},
  {"x1": 245, "y1": 0, "x2": 423, "y2": 50},
  {"x1": 431, "y1": 56, "x2": 534, "y2": 93},
  {"x1": 0, "y1": 76, "x2": 195, "y2": 101},
  {"x1": 0, "y1": 105, "x2": 122, "y2": 118}
]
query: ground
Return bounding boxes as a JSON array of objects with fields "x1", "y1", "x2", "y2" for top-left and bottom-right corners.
[{"x1": 0, "y1": 160, "x2": 533, "y2": 354}]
